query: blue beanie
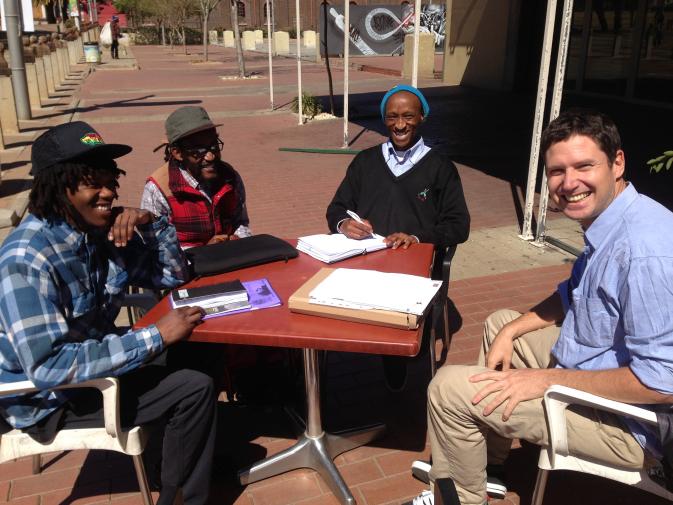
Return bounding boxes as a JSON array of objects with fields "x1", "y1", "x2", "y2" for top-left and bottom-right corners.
[{"x1": 380, "y1": 85, "x2": 430, "y2": 121}]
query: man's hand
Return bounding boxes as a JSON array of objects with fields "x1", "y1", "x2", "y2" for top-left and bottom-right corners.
[
  {"x1": 108, "y1": 208, "x2": 154, "y2": 247},
  {"x1": 207, "y1": 234, "x2": 231, "y2": 245},
  {"x1": 155, "y1": 306, "x2": 205, "y2": 346},
  {"x1": 341, "y1": 218, "x2": 374, "y2": 239},
  {"x1": 470, "y1": 368, "x2": 560, "y2": 421},
  {"x1": 485, "y1": 325, "x2": 517, "y2": 371},
  {"x1": 384, "y1": 232, "x2": 418, "y2": 250}
]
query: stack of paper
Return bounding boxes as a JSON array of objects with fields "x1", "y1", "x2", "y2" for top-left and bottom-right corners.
[
  {"x1": 308, "y1": 268, "x2": 442, "y2": 316},
  {"x1": 297, "y1": 233, "x2": 387, "y2": 263},
  {"x1": 171, "y1": 280, "x2": 251, "y2": 316}
]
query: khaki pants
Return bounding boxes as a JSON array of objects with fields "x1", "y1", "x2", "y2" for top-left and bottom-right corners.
[{"x1": 427, "y1": 309, "x2": 646, "y2": 505}]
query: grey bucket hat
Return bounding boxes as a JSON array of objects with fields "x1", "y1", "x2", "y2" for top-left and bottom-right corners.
[{"x1": 165, "y1": 106, "x2": 221, "y2": 145}]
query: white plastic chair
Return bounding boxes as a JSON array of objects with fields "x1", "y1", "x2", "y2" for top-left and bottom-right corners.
[
  {"x1": 532, "y1": 384, "x2": 673, "y2": 505},
  {"x1": 0, "y1": 377, "x2": 153, "y2": 505}
]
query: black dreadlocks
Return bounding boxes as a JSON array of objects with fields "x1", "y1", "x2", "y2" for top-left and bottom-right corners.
[{"x1": 29, "y1": 159, "x2": 125, "y2": 222}]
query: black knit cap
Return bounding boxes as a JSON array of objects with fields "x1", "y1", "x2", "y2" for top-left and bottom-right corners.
[{"x1": 31, "y1": 121, "x2": 132, "y2": 175}]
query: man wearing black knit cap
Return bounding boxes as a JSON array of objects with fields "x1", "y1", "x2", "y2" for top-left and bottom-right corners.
[{"x1": 326, "y1": 85, "x2": 470, "y2": 391}]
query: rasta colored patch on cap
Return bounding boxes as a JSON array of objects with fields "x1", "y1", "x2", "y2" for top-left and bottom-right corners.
[{"x1": 80, "y1": 133, "x2": 105, "y2": 146}]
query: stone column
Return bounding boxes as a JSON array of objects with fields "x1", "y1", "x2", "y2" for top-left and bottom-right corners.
[{"x1": 402, "y1": 33, "x2": 435, "y2": 79}]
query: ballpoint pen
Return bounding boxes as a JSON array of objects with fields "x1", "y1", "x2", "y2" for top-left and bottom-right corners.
[
  {"x1": 346, "y1": 209, "x2": 366, "y2": 224},
  {"x1": 346, "y1": 210, "x2": 381, "y2": 239}
]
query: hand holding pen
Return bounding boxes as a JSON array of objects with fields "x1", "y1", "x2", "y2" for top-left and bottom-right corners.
[{"x1": 341, "y1": 210, "x2": 375, "y2": 240}]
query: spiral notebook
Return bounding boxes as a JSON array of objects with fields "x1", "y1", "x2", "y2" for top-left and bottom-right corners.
[{"x1": 297, "y1": 233, "x2": 387, "y2": 263}]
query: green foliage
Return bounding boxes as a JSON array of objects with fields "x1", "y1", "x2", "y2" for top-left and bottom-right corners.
[
  {"x1": 131, "y1": 25, "x2": 201, "y2": 44},
  {"x1": 291, "y1": 92, "x2": 323, "y2": 119},
  {"x1": 647, "y1": 150, "x2": 673, "y2": 173}
]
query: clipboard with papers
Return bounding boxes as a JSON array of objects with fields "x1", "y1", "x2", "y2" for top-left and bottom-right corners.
[
  {"x1": 297, "y1": 233, "x2": 388, "y2": 263},
  {"x1": 288, "y1": 268, "x2": 442, "y2": 329}
]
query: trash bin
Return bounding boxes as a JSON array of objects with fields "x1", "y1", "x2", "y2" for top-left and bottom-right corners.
[{"x1": 83, "y1": 42, "x2": 101, "y2": 63}]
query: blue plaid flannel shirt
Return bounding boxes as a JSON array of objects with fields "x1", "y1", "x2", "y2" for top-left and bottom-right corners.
[{"x1": 0, "y1": 214, "x2": 188, "y2": 429}]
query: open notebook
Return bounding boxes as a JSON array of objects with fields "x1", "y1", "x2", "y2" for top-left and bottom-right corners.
[{"x1": 297, "y1": 233, "x2": 388, "y2": 263}]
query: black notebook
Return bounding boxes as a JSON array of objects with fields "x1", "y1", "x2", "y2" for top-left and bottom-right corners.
[{"x1": 171, "y1": 280, "x2": 248, "y2": 307}]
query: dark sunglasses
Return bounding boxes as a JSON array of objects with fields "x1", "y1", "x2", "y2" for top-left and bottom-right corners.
[{"x1": 181, "y1": 138, "x2": 224, "y2": 159}]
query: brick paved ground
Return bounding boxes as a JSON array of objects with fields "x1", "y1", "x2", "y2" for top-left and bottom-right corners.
[{"x1": 0, "y1": 42, "x2": 669, "y2": 505}]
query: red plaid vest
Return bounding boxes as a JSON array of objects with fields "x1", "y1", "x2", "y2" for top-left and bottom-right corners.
[{"x1": 148, "y1": 161, "x2": 238, "y2": 248}]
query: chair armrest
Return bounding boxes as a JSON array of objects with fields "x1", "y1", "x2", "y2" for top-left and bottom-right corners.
[
  {"x1": 0, "y1": 378, "x2": 123, "y2": 439},
  {"x1": 544, "y1": 384, "x2": 658, "y2": 464},
  {"x1": 122, "y1": 292, "x2": 160, "y2": 312},
  {"x1": 439, "y1": 245, "x2": 457, "y2": 298}
]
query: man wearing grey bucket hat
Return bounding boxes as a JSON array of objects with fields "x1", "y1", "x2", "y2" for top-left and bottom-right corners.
[
  {"x1": 141, "y1": 105, "x2": 251, "y2": 249},
  {"x1": 0, "y1": 121, "x2": 217, "y2": 505}
]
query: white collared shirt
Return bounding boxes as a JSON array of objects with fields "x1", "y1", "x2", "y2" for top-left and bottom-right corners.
[{"x1": 381, "y1": 137, "x2": 431, "y2": 177}]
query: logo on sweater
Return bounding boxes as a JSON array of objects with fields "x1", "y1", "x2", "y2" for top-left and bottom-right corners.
[
  {"x1": 80, "y1": 133, "x2": 105, "y2": 146},
  {"x1": 417, "y1": 187, "x2": 430, "y2": 202}
]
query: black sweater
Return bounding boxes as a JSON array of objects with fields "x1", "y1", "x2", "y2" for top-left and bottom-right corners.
[{"x1": 326, "y1": 145, "x2": 470, "y2": 249}]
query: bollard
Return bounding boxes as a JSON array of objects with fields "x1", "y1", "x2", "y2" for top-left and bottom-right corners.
[
  {"x1": 242, "y1": 31, "x2": 256, "y2": 51},
  {"x1": 25, "y1": 63, "x2": 41, "y2": 109},
  {"x1": 302, "y1": 30, "x2": 316, "y2": 48},
  {"x1": 223, "y1": 30, "x2": 234, "y2": 48},
  {"x1": 402, "y1": 32, "x2": 435, "y2": 79},
  {"x1": 56, "y1": 47, "x2": 69, "y2": 78},
  {"x1": 0, "y1": 75, "x2": 20, "y2": 134},
  {"x1": 254, "y1": 29, "x2": 263, "y2": 46},
  {"x1": 67, "y1": 40, "x2": 78, "y2": 65},
  {"x1": 34, "y1": 57, "x2": 49, "y2": 104},
  {"x1": 273, "y1": 31, "x2": 290, "y2": 55}
]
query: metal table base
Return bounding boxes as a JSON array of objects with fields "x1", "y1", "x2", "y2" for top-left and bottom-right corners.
[{"x1": 238, "y1": 348, "x2": 386, "y2": 505}]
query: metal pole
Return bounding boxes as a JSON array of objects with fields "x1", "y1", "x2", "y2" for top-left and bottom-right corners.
[
  {"x1": 303, "y1": 349, "x2": 323, "y2": 438},
  {"x1": 519, "y1": 0, "x2": 558, "y2": 241},
  {"x1": 267, "y1": 0, "x2": 274, "y2": 110},
  {"x1": 411, "y1": 0, "x2": 421, "y2": 86},
  {"x1": 92, "y1": 0, "x2": 97, "y2": 22},
  {"x1": 442, "y1": 0, "x2": 452, "y2": 84},
  {"x1": 295, "y1": 0, "x2": 303, "y2": 125},
  {"x1": 3, "y1": 0, "x2": 31, "y2": 120},
  {"x1": 342, "y1": 0, "x2": 350, "y2": 147},
  {"x1": 534, "y1": 0, "x2": 575, "y2": 246}
]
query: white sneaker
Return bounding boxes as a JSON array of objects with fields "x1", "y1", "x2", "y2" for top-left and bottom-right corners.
[
  {"x1": 411, "y1": 459, "x2": 431, "y2": 484},
  {"x1": 412, "y1": 489, "x2": 434, "y2": 505}
]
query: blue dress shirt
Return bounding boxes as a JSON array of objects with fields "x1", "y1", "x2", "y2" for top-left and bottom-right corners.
[
  {"x1": 381, "y1": 137, "x2": 431, "y2": 177},
  {"x1": 553, "y1": 184, "x2": 673, "y2": 456}
]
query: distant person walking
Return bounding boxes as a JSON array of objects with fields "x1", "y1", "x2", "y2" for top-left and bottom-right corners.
[{"x1": 110, "y1": 15, "x2": 120, "y2": 59}]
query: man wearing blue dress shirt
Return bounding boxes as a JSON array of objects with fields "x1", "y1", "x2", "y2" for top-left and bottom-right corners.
[{"x1": 411, "y1": 110, "x2": 673, "y2": 505}]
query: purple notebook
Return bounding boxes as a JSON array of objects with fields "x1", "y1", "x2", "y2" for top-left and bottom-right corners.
[{"x1": 204, "y1": 278, "x2": 282, "y2": 319}]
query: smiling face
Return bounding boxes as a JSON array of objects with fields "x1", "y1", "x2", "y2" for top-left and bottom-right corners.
[
  {"x1": 544, "y1": 134, "x2": 626, "y2": 229},
  {"x1": 384, "y1": 91, "x2": 423, "y2": 150},
  {"x1": 66, "y1": 170, "x2": 119, "y2": 231},
  {"x1": 171, "y1": 128, "x2": 223, "y2": 183}
]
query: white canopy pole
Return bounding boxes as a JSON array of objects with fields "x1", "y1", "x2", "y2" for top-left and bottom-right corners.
[
  {"x1": 519, "y1": 0, "x2": 558, "y2": 241},
  {"x1": 267, "y1": 0, "x2": 274, "y2": 110},
  {"x1": 342, "y1": 0, "x2": 350, "y2": 147},
  {"x1": 295, "y1": 0, "x2": 303, "y2": 125},
  {"x1": 411, "y1": 0, "x2": 421, "y2": 86},
  {"x1": 534, "y1": 0, "x2": 575, "y2": 245}
]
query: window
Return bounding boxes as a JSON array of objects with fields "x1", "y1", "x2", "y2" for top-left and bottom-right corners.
[{"x1": 237, "y1": 1, "x2": 245, "y2": 18}]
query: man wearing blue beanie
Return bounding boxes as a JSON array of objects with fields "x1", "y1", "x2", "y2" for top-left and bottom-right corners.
[{"x1": 326, "y1": 85, "x2": 470, "y2": 391}]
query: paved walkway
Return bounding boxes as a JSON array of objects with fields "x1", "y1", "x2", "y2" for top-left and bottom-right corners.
[{"x1": 0, "y1": 42, "x2": 665, "y2": 505}]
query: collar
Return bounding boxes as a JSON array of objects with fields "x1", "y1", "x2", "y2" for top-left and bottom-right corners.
[
  {"x1": 43, "y1": 216, "x2": 86, "y2": 250},
  {"x1": 384, "y1": 137, "x2": 425, "y2": 162},
  {"x1": 584, "y1": 182, "x2": 638, "y2": 251}
]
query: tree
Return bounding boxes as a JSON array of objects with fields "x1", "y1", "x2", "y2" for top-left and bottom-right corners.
[
  {"x1": 230, "y1": 0, "x2": 246, "y2": 77},
  {"x1": 197, "y1": 0, "x2": 221, "y2": 61}
]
